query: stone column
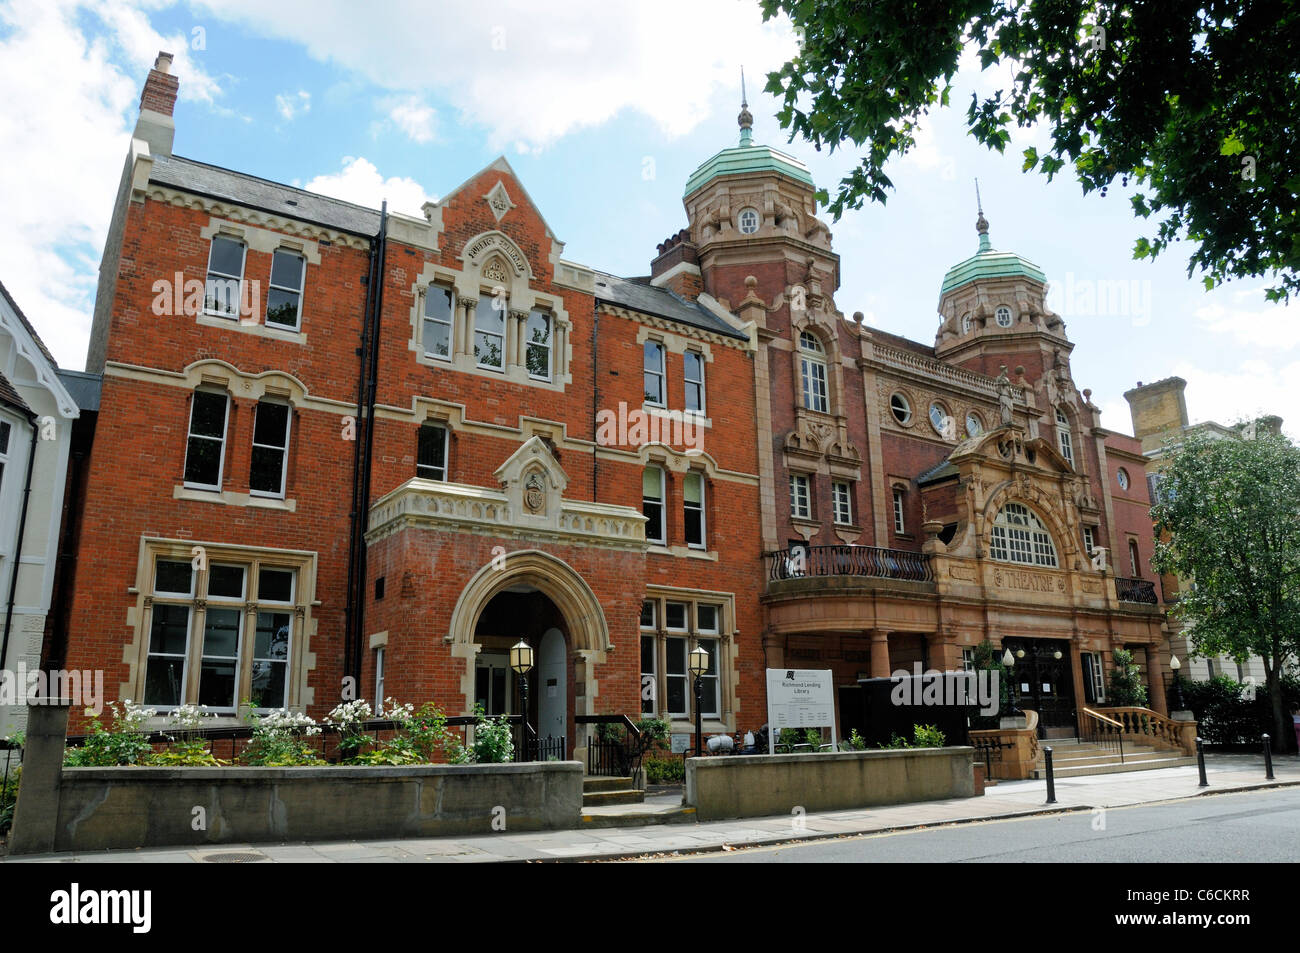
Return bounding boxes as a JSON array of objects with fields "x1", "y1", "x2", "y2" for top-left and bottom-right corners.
[
  {"x1": 459, "y1": 296, "x2": 478, "y2": 358},
  {"x1": 509, "y1": 309, "x2": 528, "y2": 368},
  {"x1": 8, "y1": 699, "x2": 70, "y2": 855},
  {"x1": 869, "y1": 629, "x2": 892, "y2": 678},
  {"x1": 1145, "y1": 642, "x2": 1168, "y2": 715}
]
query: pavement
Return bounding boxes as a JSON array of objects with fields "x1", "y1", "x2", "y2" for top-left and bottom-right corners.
[{"x1": 4, "y1": 753, "x2": 1297, "y2": 864}]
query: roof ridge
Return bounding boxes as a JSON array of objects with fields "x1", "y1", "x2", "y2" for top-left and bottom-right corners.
[{"x1": 165, "y1": 154, "x2": 386, "y2": 216}]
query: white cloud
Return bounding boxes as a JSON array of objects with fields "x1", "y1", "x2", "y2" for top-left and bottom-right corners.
[
  {"x1": 385, "y1": 96, "x2": 436, "y2": 143},
  {"x1": 189, "y1": 0, "x2": 797, "y2": 150},
  {"x1": 1193, "y1": 287, "x2": 1299, "y2": 351},
  {"x1": 276, "y1": 89, "x2": 310, "y2": 120},
  {"x1": 299, "y1": 157, "x2": 434, "y2": 219},
  {"x1": 1173, "y1": 359, "x2": 1300, "y2": 441}
]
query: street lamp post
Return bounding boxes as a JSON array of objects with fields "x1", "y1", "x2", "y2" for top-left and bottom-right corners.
[
  {"x1": 510, "y1": 640, "x2": 535, "y2": 758},
  {"x1": 1002, "y1": 647, "x2": 1018, "y2": 716},
  {"x1": 689, "y1": 644, "x2": 710, "y2": 758},
  {"x1": 1170, "y1": 655, "x2": 1185, "y2": 710}
]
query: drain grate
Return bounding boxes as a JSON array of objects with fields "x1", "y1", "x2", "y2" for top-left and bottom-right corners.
[{"x1": 200, "y1": 851, "x2": 267, "y2": 864}]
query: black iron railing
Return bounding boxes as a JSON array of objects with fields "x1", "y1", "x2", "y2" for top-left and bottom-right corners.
[
  {"x1": 576, "y1": 714, "x2": 643, "y2": 781},
  {"x1": 968, "y1": 736, "x2": 1010, "y2": 777},
  {"x1": 1079, "y1": 708, "x2": 1125, "y2": 763},
  {"x1": 1115, "y1": 576, "x2": 1158, "y2": 604},
  {"x1": 763, "y1": 545, "x2": 933, "y2": 583}
]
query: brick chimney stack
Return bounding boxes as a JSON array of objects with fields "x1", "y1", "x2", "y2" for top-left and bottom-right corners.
[{"x1": 134, "y1": 51, "x2": 178, "y2": 156}]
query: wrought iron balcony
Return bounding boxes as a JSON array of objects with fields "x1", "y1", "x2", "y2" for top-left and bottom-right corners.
[
  {"x1": 1115, "y1": 576, "x2": 1158, "y2": 604},
  {"x1": 763, "y1": 545, "x2": 933, "y2": 583}
]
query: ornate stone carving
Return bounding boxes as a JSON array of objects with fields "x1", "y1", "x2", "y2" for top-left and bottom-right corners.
[
  {"x1": 483, "y1": 181, "x2": 516, "y2": 222},
  {"x1": 482, "y1": 257, "x2": 509, "y2": 284},
  {"x1": 524, "y1": 471, "x2": 546, "y2": 514}
]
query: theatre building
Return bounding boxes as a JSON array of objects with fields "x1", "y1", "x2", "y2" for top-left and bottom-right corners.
[
  {"x1": 60, "y1": 53, "x2": 765, "y2": 751},
  {"x1": 672, "y1": 98, "x2": 1170, "y2": 738}
]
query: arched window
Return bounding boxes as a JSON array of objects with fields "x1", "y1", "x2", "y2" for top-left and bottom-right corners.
[
  {"x1": 1055, "y1": 406, "x2": 1074, "y2": 467},
  {"x1": 989, "y1": 502, "x2": 1058, "y2": 567},
  {"x1": 798, "y1": 331, "x2": 829, "y2": 413}
]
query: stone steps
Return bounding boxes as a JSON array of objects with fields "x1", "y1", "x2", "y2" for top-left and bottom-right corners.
[
  {"x1": 1025, "y1": 736, "x2": 1192, "y2": 778},
  {"x1": 583, "y1": 775, "x2": 644, "y2": 806}
]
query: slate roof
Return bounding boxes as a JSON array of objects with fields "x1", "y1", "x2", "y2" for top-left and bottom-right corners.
[
  {"x1": 916, "y1": 459, "x2": 959, "y2": 485},
  {"x1": 593, "y1": 272, "x2": 748, "y2": 341},
  {"x1": 56, "y1": 369, "x2": 102, "y2": 413},
  {"x1": 149, "y1": 154, "x2": 383, "y2": 236},
  {"x1": 0, "y1": 369, "x2": 32, "y2": 416}
]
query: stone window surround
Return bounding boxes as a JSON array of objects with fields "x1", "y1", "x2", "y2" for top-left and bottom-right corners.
[
  {"x1": 171, "y1": 368, "x2": 302, "y2": 512},
  {"x1": 788, "y1": 318, "x2": 844, "y2": 420},
  {"x1": 634, "y1": 326, "x2": 715, "y2": 424},
  {"x1": 408, "y1": 236, "x2": 573, "y2": 390},
  {"x1": 122, "y1": 536, "x2": 319, "y2": 726},
  {"x1": 196, "y1": 217, "x2": 320, "y2": 344},
  {"x1": 640, "y1": 584, "x2": 738, "y2": 733},
  {"x1": 890, "y1": 480, "x2": 910, "y2": 537}
]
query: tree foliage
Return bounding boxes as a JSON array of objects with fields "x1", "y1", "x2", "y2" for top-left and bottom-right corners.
[
  {"x1": 1150, "y1": 428, "x2": 1300, "y2": 750},
  {"x1": 760, "y1": 0, "x2": 1300, "y2": 301}
]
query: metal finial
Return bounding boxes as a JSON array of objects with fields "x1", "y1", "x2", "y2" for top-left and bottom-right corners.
[
  {"x1": 737, "y1": 65, "x2": 753, "y2": 141},
  {"x1": 975, "y1": 177, "x2": 990, "y2": 243},
  {"x1": 975, "y1": 178, "x2": 983, "y2": 216}
]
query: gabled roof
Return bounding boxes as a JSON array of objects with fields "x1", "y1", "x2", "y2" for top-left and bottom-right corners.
[
  {"x1": 592, "y1": 272, "x2": 748, "y2": 341},
  {"x1": 149, "y1": 154, "x2": 383, "y2": 236},
  {"x1": 0, "y1": 280, "x2": 57, "y2": 368},
  {"x1": 0, "y1": 369, "x2": 32, "y2": 416},
  {"x1": 438, "y1": 156, "x2": 562, "y2": 244}
]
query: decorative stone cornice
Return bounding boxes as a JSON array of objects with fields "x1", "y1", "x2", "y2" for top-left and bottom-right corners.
[
  {"x1": 142, "y1": 186, "x2": 372, "y2": 250},
  {"x1": 871, "y1": 343, "x2": 1027, "y2": 404},
  {"x1": 365, "y1": 477, "x2": 647, "y2": 550}
]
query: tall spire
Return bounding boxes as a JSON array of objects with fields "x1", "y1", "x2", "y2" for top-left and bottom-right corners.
[
  {"x1": 975, "y1": 177, "x2": 991, "y2": 251},
  {"x1": 738, "y1": 66, "x2": 754, "y2": 146}
]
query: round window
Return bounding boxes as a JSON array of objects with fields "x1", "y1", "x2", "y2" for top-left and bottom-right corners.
[
  {"x1": 1117, "y1": 467, "x2": 1130, "y2": 490},
  {"x1": 995, "y1": 306, "x2": 1013, "y2": 327},
  {"x1": 961, "y1": 313, "x2": 972, "y2": 334},
  {"x1": 738, "y1": 208, "x2": 760, "y2": 234},
  {"x1": 890, "y1": 393, "x2": 912, "y2": 425},
  {"x1": 965, "y1": 412, "x2": 983, "y2": 437},
  {"x1": 929, "y1": 402, "x2": 950, "y2": 436}
]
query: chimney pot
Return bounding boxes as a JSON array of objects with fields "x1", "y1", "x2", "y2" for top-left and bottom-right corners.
[{"x1": 154, "y1": 51, "x2": 174, "y2": 73}]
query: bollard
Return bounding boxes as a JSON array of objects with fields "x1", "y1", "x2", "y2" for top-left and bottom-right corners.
[
  {"x1": 1263, "y1": 734, "x2": 1274, "y2": 781},
  {"x1": 1196, "y1": 736, "x2": 1208, "y2": 787},
  {"x1": 1044, "y1": 746, "x2": 1057, "y2": 804}
]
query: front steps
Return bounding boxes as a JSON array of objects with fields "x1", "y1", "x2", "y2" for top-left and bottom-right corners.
[
  {"x1": 1029, "y1": 737, "x2": 1196, "y2": 779},
  {"x1": 582, "y1": 775, "x2": 644, "y2": 807}
]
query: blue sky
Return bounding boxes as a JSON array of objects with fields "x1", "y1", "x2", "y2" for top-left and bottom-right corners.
[{"x1": 1, "y1": 0, "x2": 1293, "y2": 438}]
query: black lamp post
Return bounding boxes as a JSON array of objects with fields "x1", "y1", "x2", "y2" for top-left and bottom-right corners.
[
  {"x1": 689, "y1": 644, "x2": 709, "y2": 758},
  {"x1": 510, "y1": 639, "x2": 535, "y2": 754},
  {"x1": 1170, "y1": 654, "x2": 1185, "y2": 710},
  {"x1": 1002, "y1": 647, "x2": 1018, "y2": 716}
]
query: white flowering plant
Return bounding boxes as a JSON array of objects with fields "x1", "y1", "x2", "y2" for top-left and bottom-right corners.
[
  {"x1": 241, "y1": 708, "x2": 325, "y2": 766},
  {"x1": 147, "y1": 704, "x2": 226, "y2": 766},
  {"x1": 64, "y1": 700, "x2": 157, "y2": 766}
]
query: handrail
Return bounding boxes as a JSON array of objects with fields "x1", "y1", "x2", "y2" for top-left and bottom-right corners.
[
  {"x1": 762, "y1": 544, "x2": 934, "y2": 583},
  {"x1": 1094, "y1": 706, "x2": 1185, "y2": 752},
  {"x1": 574, "y1": 713, "x2": 641, "y2": 737},
  {"x1": 1080, "y1": 707, "x2": 1123, "y2": 729}
]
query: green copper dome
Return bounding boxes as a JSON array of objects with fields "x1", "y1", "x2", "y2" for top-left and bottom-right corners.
[
  {"x1": 683, "y1": 100, "x2": 814, "y2": 197},
  {"x1": 941, "y1": 214, "x2": 1046, "y2": 294}
]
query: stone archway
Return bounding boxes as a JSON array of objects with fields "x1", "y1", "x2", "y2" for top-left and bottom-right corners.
[{"x1": 446, "y1": 550, "x2": 610, "y2": 717}]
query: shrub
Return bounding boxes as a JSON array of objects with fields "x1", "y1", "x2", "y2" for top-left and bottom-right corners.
[
  {"x1": 0, "y1": 765, "x2": 19, "y2": 835},
  {"x1": 1107, "y1": 649, "x2": 1149, "y2": 708},
  {"x1": 468, "y1": 706, "x2": 514, "y2": 764},
  {"x1": 842, "y1": 729, "x2": 867, "y2": 751},
  {"x1": 644, "y1": 757, "x2": 685, "y2": 784},
  {"x1": 913, "y1": 724, "x2": 946, "y2": 748},
  {"x1": 1183, "y1": 673, "x2": 1300, "y2": 744},
  {"x1": 241, "y1": 709, "x2": 325, "y2": 766},
  {"x1": 146, "y1": 703, "x2": 226, "y2": 766},
  {"x1": 64, "y1": 701, "x2": 156, "y2": 766}
]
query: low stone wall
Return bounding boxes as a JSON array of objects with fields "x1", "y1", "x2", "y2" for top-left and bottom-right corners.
[
  {"x1": 685, "y1": 747, "x2": 977, "y2": 821},
  {"x1": 8, "y1": 703, "x2": 583, "y2": 855}
]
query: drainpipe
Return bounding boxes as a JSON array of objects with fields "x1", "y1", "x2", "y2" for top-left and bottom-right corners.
[
  {"x1": 351, "y1": 201, "x2": 388, "y2": 684},
  {"x1": 591, "y1": 298, "x2": 600, "y2": 500},
  {"x1": 0, "y1": 407, "x2": 40, "y2": 677}
]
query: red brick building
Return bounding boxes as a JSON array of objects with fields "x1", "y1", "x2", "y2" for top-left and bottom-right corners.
[
  {"x1": 62, "y1": 53, "x2": 1170, "y2": 750},
  {"x1": 63, "y1": 54, "x2": 764, "y2": 753}
]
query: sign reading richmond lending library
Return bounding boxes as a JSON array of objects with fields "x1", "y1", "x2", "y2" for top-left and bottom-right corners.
[{"x1": 765, "y1": 668, "x2": 837, "y2": 754}]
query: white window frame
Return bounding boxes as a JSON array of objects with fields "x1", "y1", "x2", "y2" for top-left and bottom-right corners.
[
  {"x1": 423, "y1": 283, "x2": 455, "y2": 362},
  {"x1": 643, "y1": 465, "x2": 666, "y2": 544},
  {"x1": 1117, "y1": 468, "x2": 1130, "y2": 491},
  {"x1": 474, "y1": 291, "x2": 506, "y2": 371},
  {"x1": 249, "y1": 399, "x2": 292, "y2": 499},
  {"x1": 526, "y1": 308, "x2": 552, "y2": 381},
  {"x1": 832, "y1": 481, "x2": 852, "y2": 525},
  {"x1": 1129, "y1": 539, "x2": 1142, "y2": 577},
  {"x1": 890, "y1": 392, "x2": 912, "y2": 425},
  {"x1": 417, "y1": 422, "x2": 448, "y2": 481},
  {"x1": 966, "y1": 412, "x2": 983, "y2": 437},
  {"x1": 265, "y1": 248, "x2": 305, "y2": 330},
  {"x1": 789, "y1": 473, "x2": 811, "y2": 520},
  {"x1": 684, "y1": 471, "x2": 706, "y2": 549},
  {"x1": 644, "y1": 340, "x2": 666, "y2": 407},
  {"x1": 183, "y1": 389, "x2": 230, "y2": 491},
  {"x1": 995, "y1": 305, "x2": 1013, "y2": 327},
  {"x1": 737, "y1": 208, "x2": 760, "y2": 234},
  {"x1": 1056, "y1": 407, "x2": 1074, "y2": 466},
  {"x1": 143, "y1": 556, "x2": 298, "y2": 713},
  {"x1": 799, "y1": 332, "x2": 829, "y2": 413},
  {"x1": 989, "y1": 502, "x2": 1059, "y2": 568},
  {"x1": 961, "y1": 313, "x2": 972, "y2": 334},
  {"x1": 929, "y1": 401, "x2": 950, "y2": 436},
  {"x1": 684, "y1": 349, "x2": 706, "y2": 415},
  {"x1": 204, "y1": 235, "x2": 247, "y2": 319},
  {"x1": 374, "y1": 646, "x2": 385, "y2": 710},
  {"x1": 1083, "y1": 525, "x2": 1096, "y2": 558},
  {"x1": 893, "y1": 487, "x2": 906, "y2": 535}
]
